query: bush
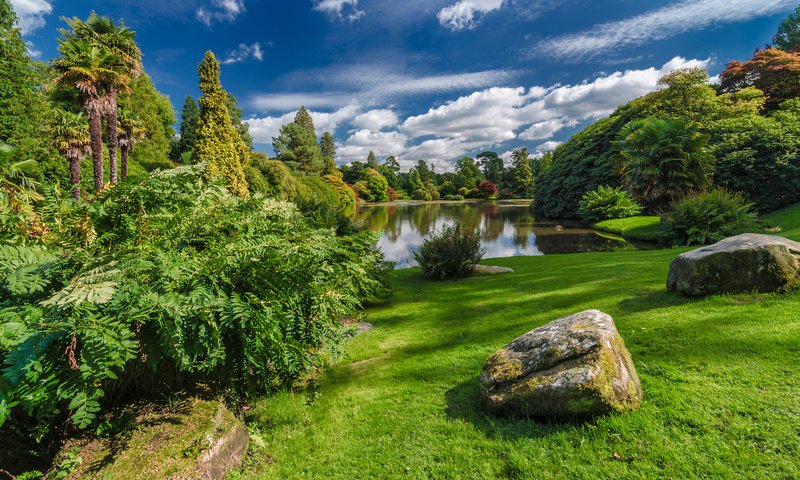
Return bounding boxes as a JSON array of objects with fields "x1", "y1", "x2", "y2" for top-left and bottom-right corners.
[
  {"x1": 443, "y1": 194, "x2": 464, "y2": 201},
  {"x1": 413, "y1": 224, "x2": 485, "y2": 280},
  {"x1": 477, "y1": 182, "x2": 498, "y2": 199},
  {"x1": 663, "y1": 189, "x2": 762, "y2": 246},
  {"x1": 578, "y1": 186, "x2": 642, "y2": 222},
  {"x1": 0, "y1": 165, "x2": 392, "y2": 445}
]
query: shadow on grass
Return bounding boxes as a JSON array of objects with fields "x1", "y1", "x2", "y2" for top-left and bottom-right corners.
[{"x1": 444, "y1": 377, "x2": 587, "y2": 441}]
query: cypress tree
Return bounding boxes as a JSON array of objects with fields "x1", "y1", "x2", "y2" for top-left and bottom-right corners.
[
  {"x1": 320, "y1": 131, "x2": 338, "y2": 175},
  {"x1": 194, "y1": 51, "x2": 249, "y2": 197},
  {"x1": 179, "y1": 96, "x2": 199, "y2": 154},
  {"x1": 511, "y1": 148, "x2": 534, "y2": 198}
]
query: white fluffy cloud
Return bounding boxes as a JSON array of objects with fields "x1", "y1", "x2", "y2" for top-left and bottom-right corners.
[
  {"x1": 197, "y1": 0, "x2": 245, "y2": 26},
  {"x1": 221, "y1": 42, "x2": 264, "y2": 64},
  {"x1": 248, "y1": 57, "x2": 707, "y2": 170},
  {"x1": 351, "y1": 109, "x2": 399, "y2": 131},
  {"x1": 537, "y1": 0, "x2": 797, "y2": 58},
  {"x1": 437, "y1": 0, "x2": 504, "y2": 30},
  {"x1": 313, "y1": 0, "x2": 365, "y2": 22},
  {"x1": 9, "y1": 0, "x2": 52, "y2": 34}
]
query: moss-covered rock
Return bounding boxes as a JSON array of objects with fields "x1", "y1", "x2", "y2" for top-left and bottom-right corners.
[
  {"x1": 667, "y1": 233, "x2": 800, "y2": 296},
  {"x1": 480, "y1": 310, "x2": 642, "y2": 419},
  {"x1": 57, "y1": 398, "x2": 248, "y2": 480}
]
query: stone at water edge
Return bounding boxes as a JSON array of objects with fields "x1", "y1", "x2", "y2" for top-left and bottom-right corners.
[
  {"x1": 667, "y1": 233, "x2": 800, "y2": 297},
  {"x1": 480, "y1": 310, "x2": 642, "y2": 419}
]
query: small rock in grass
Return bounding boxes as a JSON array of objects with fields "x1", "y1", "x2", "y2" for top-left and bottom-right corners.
[
  {"x1": 480, "y1": 310, "x2": 642, "y2": 419},
  {"x1": 667, "y1": 233, "x2": 800, "y2": 297}
]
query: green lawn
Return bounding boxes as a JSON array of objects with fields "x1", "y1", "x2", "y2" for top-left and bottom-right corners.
[
  {"x1": 241, "y1": 205, "x2": 800, "y2": 479},
  {"x1": 594, "y1": 216, "x2": 666, "y2": 242},
  {"x1": 765, "y1": 203, "x2": 800, "y2": 240}
]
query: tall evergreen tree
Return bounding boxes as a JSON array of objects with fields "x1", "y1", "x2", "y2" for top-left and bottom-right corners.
[
  {"x1": 367, "y1": 150, "x2": 379, "y2": 168},
  {"x1": 320, "y1": 131, "x2": 338, "y2": 175},
  {"x1": 295, "y1": 106, "x2": 316, "y2": 139},
  {"x1": 179, "y1": 96, "x2": 199, "y2": 155},
  {"x1": 194, "y1": 51, "x2": 249, "y2": 197}
]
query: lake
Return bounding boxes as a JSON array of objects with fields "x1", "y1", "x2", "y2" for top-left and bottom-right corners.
[{"x1": 356, "y1": 201, "x2": 654, "y2": 268}]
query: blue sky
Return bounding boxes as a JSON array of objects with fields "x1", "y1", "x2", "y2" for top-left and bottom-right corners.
[{"x1": 11, "y1": 0, "x2": 798, "y2": 170}]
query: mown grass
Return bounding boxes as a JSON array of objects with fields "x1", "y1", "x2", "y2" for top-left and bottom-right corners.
[
  {"x1": 594, "y1": 216, "x2": 666, "y2": 242},
  {"x1": 241, "y1": 204, "x2": 800, "y2": 479}
]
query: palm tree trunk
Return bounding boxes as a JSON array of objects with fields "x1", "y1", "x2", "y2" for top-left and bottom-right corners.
[
  {"x1": 121, "y1": 145, "x2": 129, "y2": 180},
  {"x1": 70, "y1": 154, "x2": 81, "y2": 201},
  {"x1": 107, "y1": 88, "x2": 119, "y2": 184},
  {"x1": 87, "y1": 104, "x2": 104, "y2": 192}
]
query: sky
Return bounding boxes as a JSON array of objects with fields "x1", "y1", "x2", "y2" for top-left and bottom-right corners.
[{"x1": 10, "y1": 0, "x2": 799, "y2": 171}]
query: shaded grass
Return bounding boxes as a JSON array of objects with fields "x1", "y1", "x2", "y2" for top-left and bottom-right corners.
[
  {"x1": 241, "y1": 205, "x2": 800, "y2": 479},
  {"x1": 765, "y1": 203, "x2": 800, "y2": 241},
  {"x1": 594, "y1": 216, "x2": 666, "y2": 242}
]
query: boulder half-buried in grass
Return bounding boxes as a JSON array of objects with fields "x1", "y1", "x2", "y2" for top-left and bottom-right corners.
[
  {"x1": 473, "y1": 265, "x2": 515, "y2": 275},
  {"x1": 58, "y1": 397, "x2": 248, "y2": 480},
  {"x1": 667, "y1": 233, "x2": 800, "y2": 297},
  {"x1": 480, "y1": 310, "x2": 642, "y2": 419}
]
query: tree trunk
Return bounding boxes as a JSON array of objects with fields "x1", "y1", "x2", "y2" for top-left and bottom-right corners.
[
  {"x1": 87, "y1": 104, "x2": 104, "y2": 192},
  {"x1": 107, "y1": 88, "x2": 119, "y2": 184},
  {"x1": 121, "y1": 145, "x2": 129, "y2": 180},
  {"x1": 70, "y1": 153, "x2": 81, "y2": 201}
]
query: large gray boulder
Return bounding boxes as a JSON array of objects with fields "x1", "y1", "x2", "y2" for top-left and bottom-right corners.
[
  {"x1": 480, "y1": 310, "x2": 642, "y2": 419},
  {"x1": 667, "y1": 234, "x2": 800, "y2": 297}
]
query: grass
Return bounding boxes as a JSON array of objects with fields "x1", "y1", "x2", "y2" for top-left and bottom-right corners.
[
  {"x1": 594, "y1": 216, "x2": 666, "y2": 242},
  {"x1": 765, "y1": 203, "x2": 800, "y2": 240},
  {"x1": 233, "y1": 205, "x2": 800, "y2": 478}
]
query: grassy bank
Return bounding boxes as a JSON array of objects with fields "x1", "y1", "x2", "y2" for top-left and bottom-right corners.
[
  {"x1": 240, "y1": 204, "x2": 800, "y2": 479},
  {"x1": 594, "y1": 216, "x2": 666, "y2": 242}
]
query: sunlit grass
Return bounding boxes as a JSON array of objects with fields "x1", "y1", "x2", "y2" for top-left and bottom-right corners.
[{"x1": 241, "y1": 204, "x2": 800, "y2": 479}]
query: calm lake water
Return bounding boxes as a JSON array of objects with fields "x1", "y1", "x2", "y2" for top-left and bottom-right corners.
[{"x1": 356, "y1": 201, "x2": 654, "y2": 268}]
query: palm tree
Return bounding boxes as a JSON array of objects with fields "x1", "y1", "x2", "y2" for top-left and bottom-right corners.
[
  {"x1": 617, "y1": 117, "x2": 714, "y2": 209},
  {"x1": 117, "y1": 111, "x2": 146, "y2": 180},
  {"x1": 52, "y1": 110, "x2": 91, "y2": 200},
  {"x1": 64, "y1": 14, "x2": 142, "y2": 185},
  {"x1": 52, "y1": 36, "x2": 128, "y2": 192}
]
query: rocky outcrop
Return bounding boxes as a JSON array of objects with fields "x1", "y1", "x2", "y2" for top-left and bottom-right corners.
[
  {"x1": 667, "y1": 234, "x2": 800, "y2": 297},
  {"x1": 480, "y1": 310, "x2": 642, "y2": 419}
]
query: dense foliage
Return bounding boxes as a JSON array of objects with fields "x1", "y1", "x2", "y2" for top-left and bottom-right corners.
[
  {"x1": 663, "y1": 189, "x2": 761, "y2": 246},
  {"x1": 413, "y1": 224, "x2": 484, "y2": 280},
  {"x1": 0, "y1": 165, "x2": 391, "y2": 449},
  {"x1": 578, "y1": 185, "x2": 642, "y2": 222}
]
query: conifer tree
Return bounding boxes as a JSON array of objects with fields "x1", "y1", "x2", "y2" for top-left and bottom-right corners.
[
  {"x1": 179, "y1": 96, "x2": 199, "y2": 154},
  {"x1": 367, "y1": 150, "x2": 379, "y2": 169},
  {"x1": 320, "y1": 131, "x2": 338, "y2": 175},
  {"x1": 194, "y1": 51, "x2": 249, "y2": 197},
  {"x1": 295, "y1": 106, "x2": 316, "y2": 139}
]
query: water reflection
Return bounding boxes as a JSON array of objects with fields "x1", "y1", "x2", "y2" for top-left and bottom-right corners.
[{"x1": 356, "y1": 201, "x2": 652, "y2": 268}]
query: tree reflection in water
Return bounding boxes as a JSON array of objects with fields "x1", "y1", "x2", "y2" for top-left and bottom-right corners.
[{"x1": 356, "y1": 201, "x2": 656, "y2": 268}]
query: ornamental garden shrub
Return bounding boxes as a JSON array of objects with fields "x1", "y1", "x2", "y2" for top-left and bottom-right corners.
[
  {"x1": 663, "y1": 189, "x2": 762, "y2": 246},
  {"x1": 578, "y1": 185, "x2": 642, "y2": 222},
  {"x1": 413, "y1": 224, "x2": 485, "y2": 280}
]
